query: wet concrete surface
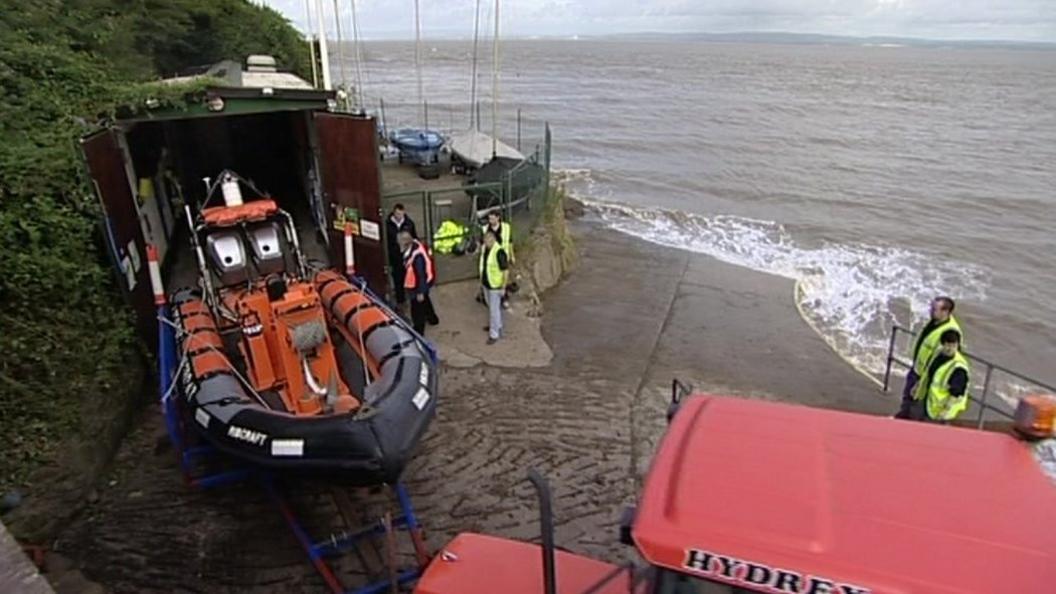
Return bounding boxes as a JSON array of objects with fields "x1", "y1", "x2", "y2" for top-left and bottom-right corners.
[{"x1": 51, "y1": 220, "x2": 891, "y2": 592}]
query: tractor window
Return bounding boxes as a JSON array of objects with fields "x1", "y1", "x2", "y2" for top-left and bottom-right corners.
[{"x1": 654, "y1": 569, "x2": 755, "y2": 594}]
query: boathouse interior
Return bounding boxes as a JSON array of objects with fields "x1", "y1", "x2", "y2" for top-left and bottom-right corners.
[{"x1": 121, "y1": 110, "x2": 331, "y2": 287}]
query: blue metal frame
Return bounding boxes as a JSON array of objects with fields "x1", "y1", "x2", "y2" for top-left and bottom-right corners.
[{"x1": 155, "y1": 303, "x2": 430, "y2": 593}]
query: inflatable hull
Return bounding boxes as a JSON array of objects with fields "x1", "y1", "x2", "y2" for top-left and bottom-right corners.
[{"x1": 170, "y1": 272, "x2": 437, "y2": 485}]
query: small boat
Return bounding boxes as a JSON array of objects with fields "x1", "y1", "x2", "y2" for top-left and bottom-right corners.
[
  {"x1": 389, "y1": 127, "x2": 444, "y2": 165},
  {"x1": 464, "y1": 156, "x2": 546, "y2": 212},
  {"x1": 171, "y1": 171, "x2": 437, "y2": 484},
  {"x1": 448, "y1": 129, "x2": 523, "y2": 170}
]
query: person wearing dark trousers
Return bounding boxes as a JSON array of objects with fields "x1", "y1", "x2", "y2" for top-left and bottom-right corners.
[
  {"x1": 479, "y1": 229, "x2": 509, "y2": 345},
  {"x1": 398, "y1": 230, "x2": 438, "y2": 336},
  {"x1": 895, "y1": 296, "x2": 964, "y2": 419},
  {"x1": 911, "y1": 330, "x2": 970, "y2": 423},
  {"x1": 386, "y1": 203, "x2": 418, "y2": 306}
]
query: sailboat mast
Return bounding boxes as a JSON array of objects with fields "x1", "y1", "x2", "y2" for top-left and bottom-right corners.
[
  {"x1": 304, "y1": 0, "x2": 319, "y2": 89},
  {"x1": 414, "y1": 0, "x2": 425, "y2": 126},
  {"x1": 314, "y1": 0, "x2": 332, "y2": 90},
  {"x1": 332, "y1": 0, "x2": 348, "y2": 97},
  {"x1": 469, "y1": 0, "x2": 481, "y2": 130},
  {"x1": 350, "y1": 0, "x2": 366, "y2": 109},
  {"x1": 491, "y1": 0, "x2": 500, "y2": 158}
]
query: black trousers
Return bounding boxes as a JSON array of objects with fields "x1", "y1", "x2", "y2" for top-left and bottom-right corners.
[
  {"x1": 895, "y1": 370, "x2": 926, "y2": 420},
  {"x1": 410, "y1": 294, "x2": 439, "y2": 335},
  {"x1": 390, "y1": 261, "x2": 406, "y2": 304}
]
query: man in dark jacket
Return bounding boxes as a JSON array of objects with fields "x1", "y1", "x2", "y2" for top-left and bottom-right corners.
[{"x1": 386, "y1": 203, "x2": 418, "y2": 305}]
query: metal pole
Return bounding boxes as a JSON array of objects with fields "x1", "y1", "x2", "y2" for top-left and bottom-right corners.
[
  {"x1": 976, "y1": 366, "x2": 994, "y2": 429},
  {"x1": 424, "y1": 100, "x2": 429, "y2": 131},
  {"x1": 331, "y1": 0, "x2": 347, "y2": 97},
  {"x1": 314, "y1": 0, "x2": 332, "y2": 90},
  {"x1": 490, "y1": 0, "x2": 500, "y2": 159},
  {"x1": 882, "y1": 325, "x2": 899, "y2": 392},
  {"x1": 469, "y1": 0, "x2": 482, "y2": 129},
  {"x1": 476, "y1": 100, "x2": 482, "y2": 132},
  {"x1": 304, "y1": 0, "x2": 319, "y2": 89},
  {"x1": 527, "y1": 470, "x2": 557, "y2": 594},
  {"x1": 517, "y1": 108, "x2": 522, "y2": 151},
  {"x1": 380, "y1": 97, "x2": 388, "y2": 136},
  {"x1": 414, "y1": 0, "x2": 424, "y2": 126}
]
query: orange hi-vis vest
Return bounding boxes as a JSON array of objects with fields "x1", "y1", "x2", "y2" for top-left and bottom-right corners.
[{"x1": 403, "y1": 241, "x2": 436, "y2": 289}]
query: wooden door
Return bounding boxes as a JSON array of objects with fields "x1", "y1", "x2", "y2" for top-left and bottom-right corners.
[{"x1": 313, "y1": 112, "x2": 388, "y2": 295}]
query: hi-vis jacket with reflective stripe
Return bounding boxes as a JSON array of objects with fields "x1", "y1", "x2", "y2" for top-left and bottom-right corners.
[
  {"x1": 911, "y1": 316, "x2": 964, "y2": 376},
  {"x1": 925, "y1": 352, "x2": 971, "y2": 421}
]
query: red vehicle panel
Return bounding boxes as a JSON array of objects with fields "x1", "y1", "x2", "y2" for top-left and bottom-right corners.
[
  {"x1": 416, "y1": 533, "x2": 634, "y2": 594},
  {"x1": 633, "y1": 396, "x2": 1056, "y2": 593}
]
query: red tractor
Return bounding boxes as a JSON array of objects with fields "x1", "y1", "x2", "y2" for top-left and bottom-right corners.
[{"x1": 414, "y1": 386, "x2": 1056, "y2": 593}]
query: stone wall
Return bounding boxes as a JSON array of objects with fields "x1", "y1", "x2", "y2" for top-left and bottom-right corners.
[{"x1": 513, "y1": 186, "x2": 578, "y2": 315}]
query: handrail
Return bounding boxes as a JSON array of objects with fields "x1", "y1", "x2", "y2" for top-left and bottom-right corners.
[{"x1": 882, "y1": 324, "x2": 1056, "y2": 428}]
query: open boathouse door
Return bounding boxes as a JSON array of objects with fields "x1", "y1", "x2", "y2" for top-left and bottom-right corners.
[
  {"x1": 82, "y1": 59, "x2": 389, "y2": 347},
  {"x1": 314, "y1": 112, "x2": 386, "y2": 293}
]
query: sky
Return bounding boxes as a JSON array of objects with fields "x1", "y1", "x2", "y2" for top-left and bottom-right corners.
[{"x1": 264, "y1": 0, "x2": 1056, "y2": 42}]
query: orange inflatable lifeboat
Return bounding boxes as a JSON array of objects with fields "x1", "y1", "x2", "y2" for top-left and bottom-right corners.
[{"x1": 169, "y1": 171, "x2": 436, "y2": 484}]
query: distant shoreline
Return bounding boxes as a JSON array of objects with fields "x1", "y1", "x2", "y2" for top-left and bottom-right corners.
[{"x1": 357, "y1": 31, "x2": 1056, "y2": 50}]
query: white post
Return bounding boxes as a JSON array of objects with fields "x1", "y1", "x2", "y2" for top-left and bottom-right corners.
[
  {"x1": 314, "y1": 0, "x2": 333, "y2": 91},
  {"x1": 491, "y1": 0, "x2": 500, "y2": 158},
  {"x1": 344, "y1": 223, "x2": 356, "y2": 276},
  {"x1": 147, "y1": 244, "x2": 166, "y2": 306}
]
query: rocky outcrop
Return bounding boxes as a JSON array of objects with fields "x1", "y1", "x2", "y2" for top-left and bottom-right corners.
[{"x1": 513, "y1": 186, "x2": 578, "y2": 316}]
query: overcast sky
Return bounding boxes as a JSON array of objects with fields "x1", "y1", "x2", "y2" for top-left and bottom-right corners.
[{"x1": 266, "y1": 0, "x2": 1056, "y2": 42}]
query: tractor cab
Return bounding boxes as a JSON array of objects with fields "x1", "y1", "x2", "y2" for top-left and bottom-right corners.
[{"x1": 416, "y1": 390, "x2": 1056, "y2": 594}]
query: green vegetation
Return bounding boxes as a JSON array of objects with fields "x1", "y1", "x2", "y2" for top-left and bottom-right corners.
[{"x1": 0, "y1": 0, "x2": 310, "y2": 491}]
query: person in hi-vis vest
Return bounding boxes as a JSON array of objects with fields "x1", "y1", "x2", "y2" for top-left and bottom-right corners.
[
  {"x1": 479, "y1": 229, "x2": 509, "y2": 345},
  {"x1": 481, "y1": 210, "x2": 513, "y2": 309},
  {"x1": 895, "y1": 296, "x2": 964, "y2": 419},
  {"x1": 912, "y1": 329, "x2": 970, "y2": 423}
]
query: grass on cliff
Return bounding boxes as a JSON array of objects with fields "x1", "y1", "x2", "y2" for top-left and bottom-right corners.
[{"x1": 0, "y1": 0, "x2": 310, "y2": 492}]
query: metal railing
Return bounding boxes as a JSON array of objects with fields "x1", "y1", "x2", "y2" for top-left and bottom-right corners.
[{"x1": 882, "y1": 324, "x2": 1056, "y2": 428}]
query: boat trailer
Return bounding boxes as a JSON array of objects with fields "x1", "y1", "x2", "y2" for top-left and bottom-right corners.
[{"x1": 149, "y1": 245, "x2": 434, "y2": 593}]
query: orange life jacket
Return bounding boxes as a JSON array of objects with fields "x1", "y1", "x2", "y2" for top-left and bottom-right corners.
[{"x1": 403, "y1": 241, "x2": 436, "y2": 290}]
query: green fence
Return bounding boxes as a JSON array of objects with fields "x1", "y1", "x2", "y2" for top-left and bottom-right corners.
[{"x1": 380, "y1": 122, "x2": 552, "y2": 290}]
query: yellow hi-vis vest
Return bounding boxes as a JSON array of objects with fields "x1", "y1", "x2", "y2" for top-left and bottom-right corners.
[
  {"x1": 911, "y1": 316, "x2": 964, "y2": 376},
  {"x1": 434, "y1": 220, "x2": 467, "y2": 255},
  {"x1": 924, "y1": 352, "x2": 971, "y2": 421},
  {"x1": 479, "y1": 244, "x2": 507, "y2": 289},
  {"x1": 481, "y1": 221, "x2": 513, "y2": 262}
]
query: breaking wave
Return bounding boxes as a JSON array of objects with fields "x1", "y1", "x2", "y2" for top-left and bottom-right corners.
[{"x1": 554, "y1": 168, "x2": 990, "y2": 378}]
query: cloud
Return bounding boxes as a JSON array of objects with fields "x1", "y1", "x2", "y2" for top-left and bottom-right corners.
[{"x1": 266, "y1": 0, "x2": 1056, "y2": 41}]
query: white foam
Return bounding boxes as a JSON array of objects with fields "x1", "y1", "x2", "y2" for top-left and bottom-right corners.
[{"x1": 556, "y1": 168, "x2": 990, "y2": 377}]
